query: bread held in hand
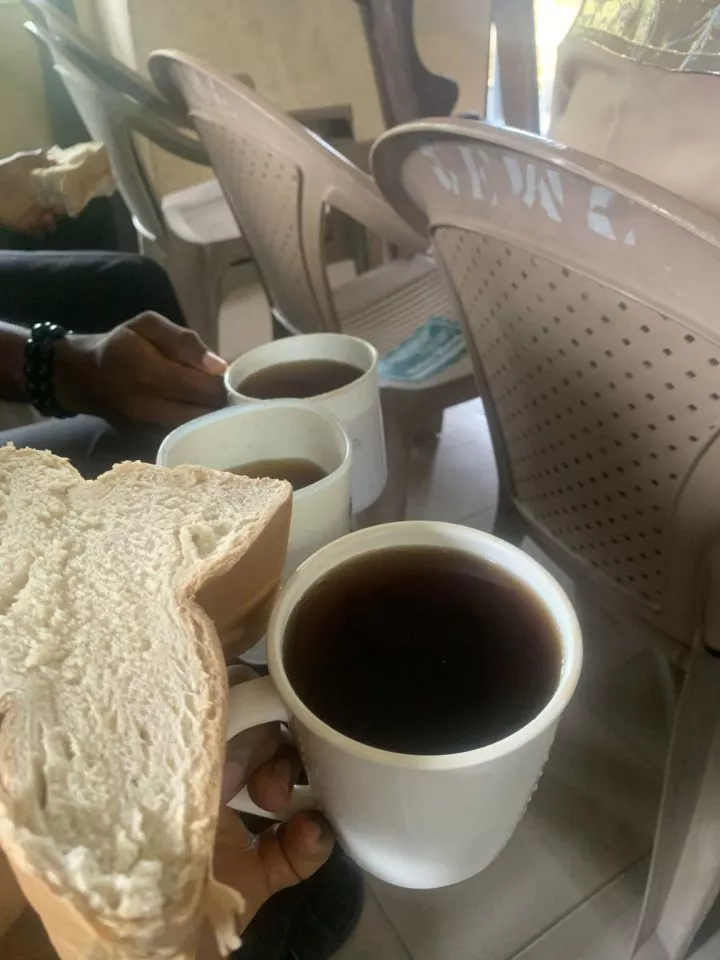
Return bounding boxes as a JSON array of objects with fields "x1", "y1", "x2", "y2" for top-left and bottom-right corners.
[{"x1": 0, "y1": 446, "x2": 292, "y2": 958}]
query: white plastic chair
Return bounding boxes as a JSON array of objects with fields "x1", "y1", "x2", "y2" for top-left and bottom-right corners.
[
  {"x1": 24, "y1": 0, "x2": 190, "y2": 127},
  {"x1": 150, "y1": 50, "x2": 477, "y2": 519},
  {"x1": 373, "y1": 117, "x2": 720, "y2": 960},
  {"x1": 24, "y1": 4, "x2": 247, "y2": 351},
  {"x1": 354, "y1": 0, "x2": 539, "y2": 132},
  {"x1": 25, "y1": 0, "x2": 372, "y2": 352}
]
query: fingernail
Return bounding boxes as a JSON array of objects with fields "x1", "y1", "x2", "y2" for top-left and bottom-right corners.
[
  {"x1": 304, "y1": 810, "x2": 331, "y2": 844},
  {"x1": 202, "y1": 350, "x2": 227, "y2": 375},
  {"x1": 272, "y1": 757, "x2": 294, "y2": 798}
]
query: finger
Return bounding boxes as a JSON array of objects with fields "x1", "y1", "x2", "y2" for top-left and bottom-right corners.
[
  {"x1": 154, "y1": 360, "x2": 228, "y2": 408},
  {"x1": 258, "y1": 812, "x2": 334, "y2": 890},
  {"x1": 41, "y1": 213, "x2": 59, "y2": 234},
  {"x1": 246, "y1": 741, "x2": 301, "y2": 814},
  {"x1": 129, "y1": 312, "x2": 226, "y2": 374},
  {"x1": 16, "y1": 209, "x2": 51, "y2": 236},
  {"x1": 222, "y1": 725, "x2": 281, "y2": 805},
  {"x1": 211, "y1": 808, "x2": 332, "y2": 934},
  {"x1": 222, "y1": 666, "x2": 284, "y2": 803}
]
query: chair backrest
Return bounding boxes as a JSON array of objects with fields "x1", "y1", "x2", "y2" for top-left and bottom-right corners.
[
  {"x1": 353, "y1": 0, "x2": 460, "y2": 127},
  {"x1": 354, "y1": 0, "x2": 538, "y2": 133},
  {"x1": 26, "y1": 19, "x2": 207, "y2": 248},
  {"x1": 493, "y1": 0, "x2": 539, "y2": 132},
  {"x1": 22, "y1": 0, "x2": 186, "y2": 127},
  {"x1": 373, "y1": 120, "x2": 720, "y2": 645},
  {"x1": 150, "y1": 50, "x2": 424, "y2": 334}
]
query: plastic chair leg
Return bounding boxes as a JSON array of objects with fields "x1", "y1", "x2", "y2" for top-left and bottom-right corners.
[
  {"x1": 357, "y1": 392, "x2": 413, "y2": 526},
  {"x1": 632, "y1": 642, "x2": 720, "y2": 960},
  {"x1": 492, "y1": 493, "x2": 526, "y2": 546},
  {"x1": 140, "y1": 233, "x2": 222, "y2": 352},
  {"x1": 169, "y1": 245, "x2": 221, "y2": 353}
]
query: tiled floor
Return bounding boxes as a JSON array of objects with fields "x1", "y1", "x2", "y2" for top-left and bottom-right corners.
[{"x1": 221, "y1": 277, "x2": 720, "y2": 960}]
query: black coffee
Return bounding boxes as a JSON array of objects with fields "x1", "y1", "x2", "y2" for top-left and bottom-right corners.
[
  {"x1": 228, "y1": 458, "x2": 328, "y2": 491},
  {"x1": 284, "y1": 546, "x2": 561, "y2": 755},
  {"x1": 238, "y1": 359, "x2": 363, "y2": 399}
]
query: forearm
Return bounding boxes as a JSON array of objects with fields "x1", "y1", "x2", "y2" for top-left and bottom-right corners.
[
  {"x1": 0, "y1": 321, "x2": 29, "y2": 402},
  {"x1": 0, "y1": 323, "x2": 93, "y2": 412}
]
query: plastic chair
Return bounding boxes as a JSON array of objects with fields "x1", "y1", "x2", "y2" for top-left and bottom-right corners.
[
  {"x1": 23, "y1": 4, "x2": 247, "y2": 351},
  {"x1": 354, "y1": 0, "x2": 539, "y2": 132},
  {"x1": 23, "y1": 0, "x2": 190, "y2": 127},
  {"x1": 151, "y1": 50, "x2": 477, "y2": 518},
  {"x1": 25, "y1": 0, "x2": 371, "y2": 352},
  {"x1": 373, "y1": 118, "x2": 720, "y2": 960},
  {"x1": 353, "y1": 0, "x2": 460, "y2": 127}
]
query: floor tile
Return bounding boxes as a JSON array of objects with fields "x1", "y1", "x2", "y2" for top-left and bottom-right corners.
[
  {"x1": 513, "y1": 860, "x2": 647, "y2": 960},
  {"x1": 367, "y1": 650, "x2": 667, "y2": 960},
  {"x1": 689, "y1": 893, "x2": 720, "y2": 959},
  {"x1": 407, "y1": 399, "x2": 497, "y2": 523},
  {"x1": 693, "y1": 927, "x2": 720, "y2": 960},
  {"x1": 515, "y1": 859, "x2": 720, "y2": 960},
  {"x1": 219, "y1": 268, "x2": 272, "y2": 362},
  {"x1": 334, "y1": 886, "x2": 412, "y2": 960},
  {"x1": 459, "y1": 506, "x2": 497, "y2": 532}
]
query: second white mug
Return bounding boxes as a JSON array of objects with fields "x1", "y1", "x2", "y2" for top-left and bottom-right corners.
[{"x1": 157, "y1": 401, "x2": 352, "y2": 660}]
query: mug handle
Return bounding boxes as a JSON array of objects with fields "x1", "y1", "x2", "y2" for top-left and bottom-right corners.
[{"x1": 225, "y1": 675, "x2": 319, "y2": 819}]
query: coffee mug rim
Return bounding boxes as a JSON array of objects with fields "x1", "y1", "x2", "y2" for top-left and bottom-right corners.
[
  {"x1": 156, "y1": 400, "x2": 352, "y2": 499},
  {"x1": 224, "y1": 333, "x2": 379, "y2": 403},
  {"x1": 267, "y1": 521, "x2": 583, "y2": 771}
]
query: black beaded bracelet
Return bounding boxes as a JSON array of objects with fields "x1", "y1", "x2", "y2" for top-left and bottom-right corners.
[{"x1": 24, "y1": 322, "x2": 76, "y2": 419}]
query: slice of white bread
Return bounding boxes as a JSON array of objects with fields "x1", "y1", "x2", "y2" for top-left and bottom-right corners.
[{"x1": 0, "y1": 446, "x2": 292, "y2": 959}]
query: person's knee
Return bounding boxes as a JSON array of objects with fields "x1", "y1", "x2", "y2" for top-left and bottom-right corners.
[
  {"x1": 105, "y1": 255, "x2": 171, "y2": 293},
  {"x1": 102, "y1": 256, "x2": 186, "y2": 327}
]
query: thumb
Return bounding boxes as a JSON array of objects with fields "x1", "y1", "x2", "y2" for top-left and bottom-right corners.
[
  {"x1": 213, "y1": 806, "x2": 333, "y2": 906},
  {"x1": 128, "y1": 312, "x2": 227, "y2": 374}
]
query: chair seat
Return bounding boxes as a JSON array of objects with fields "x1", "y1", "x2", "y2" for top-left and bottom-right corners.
[
  {"x1": 335, "y1": 254, "x2": 473, "y2": 390},
  {"x1": 161, "y1": 177, "x2": 248, "y2": 251}
]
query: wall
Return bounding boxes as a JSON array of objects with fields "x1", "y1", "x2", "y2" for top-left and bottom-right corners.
[{"x1": 0, "y1": 1, "x2": 51, "y2": 155}]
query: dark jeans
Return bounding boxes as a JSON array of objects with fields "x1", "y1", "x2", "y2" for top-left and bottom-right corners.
[{"x1": 0, "y1": 251, "x2": 186, "y2": 477}]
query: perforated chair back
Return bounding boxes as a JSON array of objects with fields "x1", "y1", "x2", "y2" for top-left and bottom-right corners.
[
  {"x1": 150, "y1": 50, "x2": 424, "y2": 335},
  {"x1": 373, "y1": 120, "x2": 720, "y2": 644}
]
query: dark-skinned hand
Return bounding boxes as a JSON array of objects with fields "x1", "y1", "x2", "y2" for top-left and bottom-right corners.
[
  {"x1": 54, "y1": 311, "x2": 227, "y2": 428},
  {"x1": 195, "y1": 667, "x2": 334, "y2": 958}
]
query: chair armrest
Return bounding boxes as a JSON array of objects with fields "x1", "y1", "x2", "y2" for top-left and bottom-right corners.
[
  {"x1": 130, "y1": 111, "x2": 209, "y2": 166},
  {"x1": 291, "y1": 104, "x2": 354, "y2": 141},
  {"x1": 326, "y1": 172, "x2": 428, "y2": 251}
]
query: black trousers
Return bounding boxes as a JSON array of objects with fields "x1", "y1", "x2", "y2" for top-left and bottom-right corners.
[{"x1": 0, "y1": 252, "x2": 186, "y2": 477}]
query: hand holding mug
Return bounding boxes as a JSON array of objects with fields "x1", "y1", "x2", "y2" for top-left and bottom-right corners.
[
  {"x1": 196, "y1": 668, "x2": 334, "y2": 959},
  {"x1": 225, "y1": 521, "x2": 582, "y2": 889}
]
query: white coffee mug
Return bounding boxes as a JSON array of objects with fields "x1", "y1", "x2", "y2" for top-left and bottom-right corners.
[
  {"x1": 157, "y1": 402, "x2": 352, "y2": 662},
  {"x1": 226, "y1": 521, "x2": 583, "y2": 889},
  {"x1": 225, "y1": 334, "x2": 386, "y2": 513}
]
